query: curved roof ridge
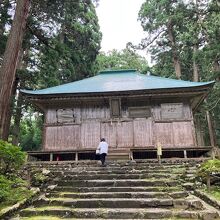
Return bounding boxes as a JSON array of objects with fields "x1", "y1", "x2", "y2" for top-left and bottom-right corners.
[{"x1": 98, "y1": 69, "x2": 137, "y2": 74}]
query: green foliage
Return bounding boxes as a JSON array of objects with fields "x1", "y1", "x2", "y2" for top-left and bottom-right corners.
[
  {"x1": 0, "y1": 140, "x2": 26, "y2": 175},
  {"x1": 197, "y1": 159, "x2": 220, "y2": 190},
  {"x1": 19, "y1": 114, "x2": 43, "y2": 151},
  {"x1": 95, "y1": 49, "x2": 149, "y2": 74},
  {"x1": 0, "y1": 175, "x2": 11, "y2": 203},
  {"x1": 0, "y1": 0, "x2": 12, "y2": 57},
  {"x1": 31, "y1": 0, "x2": 102, "y2": 88},
  {"x1": 0, "y1": 140, "x2": 32, "y2": 210},
  {"x1": 198, "y1": 159, "x2": 220, "y2": 178},
  {"x1": 0, "y1": 175, "x2": 32, "y2": 209},
  {"x1": 204, "y1": 186, "x2": 220, "y2": 201}
]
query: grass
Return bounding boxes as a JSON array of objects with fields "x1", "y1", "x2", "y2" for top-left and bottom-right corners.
[
  {"x1": 26, "y1": 206, "x2": 71, "y2": 211},
  {"x1": 21, "y1": 217, "x2": 67, "y2": 220},
  {"x1": 203, "y1": 186, "x2": 220, "y2": 201}
]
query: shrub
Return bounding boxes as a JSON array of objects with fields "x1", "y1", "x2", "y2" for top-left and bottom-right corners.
[
  {"x1": 198, "y1": 159, "x2": 220, "y2": 191},
  {"x1": 0, "y1": 175, "x2": 32, "y2": 207},
  {"x1": 0, "y1": 140, "x2": 26, "y2": 175},
  {"x1": 0, "y1": 175, "x2": 11, "y2": 202}
]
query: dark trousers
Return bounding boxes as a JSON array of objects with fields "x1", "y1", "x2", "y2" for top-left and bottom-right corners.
[{"x1": 100, "y1": 153, "x2": 107, "y2": 165}]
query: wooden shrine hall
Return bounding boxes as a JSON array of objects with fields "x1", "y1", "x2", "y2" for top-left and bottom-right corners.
[{"x1": 21, "y1": 69, "x2": 214, "y2": 161}]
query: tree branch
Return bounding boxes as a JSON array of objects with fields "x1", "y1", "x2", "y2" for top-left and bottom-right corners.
[{"x1": 139, "y1": 29, "x2": 166, "y2": 49}]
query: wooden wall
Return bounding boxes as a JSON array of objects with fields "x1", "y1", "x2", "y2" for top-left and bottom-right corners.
[{"x1": 43, "y1": 99, "x2": 196, "y2": 151}]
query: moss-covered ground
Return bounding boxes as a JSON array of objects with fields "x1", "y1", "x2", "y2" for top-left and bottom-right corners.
[
  {"x1": 0, "y1": 175, "x2": 33, "y2": 212},
  {"x1": 203, "y1": 186, "x2": 220, "y2": 201}
]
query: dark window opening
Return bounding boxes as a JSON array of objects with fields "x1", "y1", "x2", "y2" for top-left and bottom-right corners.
[
  {"x1": 187, "y1": 150, "x2": 209, "y2": 158},
  {"x1": 133, "y1": 151, "x2": 157, "y2": 159},
  {"x1": 162, "y1": 151, "x2": 184, "y2": 158},
  {"x1": 78, "y1": 152, "x2": 97, "y2": 160},
  {"x1": 29, "y1": 154, "x2": 50, "y2": 161},
  {"x1": 53, "y1": 153, "x2": 75, "y2": 161}
]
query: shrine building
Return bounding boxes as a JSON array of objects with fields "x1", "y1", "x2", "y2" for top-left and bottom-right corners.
[{"x1": 21, "y1": 69, "x2": 214, "y2": 161}]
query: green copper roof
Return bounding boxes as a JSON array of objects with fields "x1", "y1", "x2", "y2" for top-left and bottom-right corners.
[{"x1": 21, "y1": 69, "x2": 214, "y2": 95}]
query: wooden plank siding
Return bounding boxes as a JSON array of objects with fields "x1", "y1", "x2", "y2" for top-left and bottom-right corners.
[
  {"x1": 81, "y1": 121, "x2": 100, "y2": 149},
  {"x1": 173, "y1": 122, "x2": 194, "y2": 147},
  {"x1": 117, "y1": 121, "x2": 133, "y2": 148},
  {"x1": 101, "y1": 122, "x2": 117, "y2": 148},
  {"x1": 43, "y1": 100, "x2": 197, "y2": 151},
  {"x1": 155, "y1": 123, "x2": 173, "y2": 147},
  {"x1": 134, "y1": 119, "x2": 153, "y2": 147},
  {"x1": 44, "y1": 125, "x2": 80, "y2": 151}
]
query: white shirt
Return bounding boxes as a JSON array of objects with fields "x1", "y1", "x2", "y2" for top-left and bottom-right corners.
[{"x1": 98, "y1": 141, "x2": 108, "y2": 154}]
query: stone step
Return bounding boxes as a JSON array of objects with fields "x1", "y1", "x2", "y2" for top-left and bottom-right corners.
[
  {"x1": 35, "y1": 198, "x2": 174, "y2": 209},
  {"x1": 15, "y1": 217, "x2": 174, "y2": 220},
  {"x1": 52, "y1": 179, "x2": 179, "y2": 187},
  {"x1": 58, "y1": 173, "x2": 180, "y2": 180},
  {"x1": 51, "y1": 169, "x2": 185, "y2": 176},
  {"x1": 27, "y1": 161, "x2": 190, "y2": 167},
  {"x1": 47, "y1": 191, "x2": 188, "y2": 199},
  {"x1": 19, "y1": 207, "x2": 219, "y2": 219},
  {"x1": 34, "y1": 198, "x2": 204, "y2": 210},
  {"x1": 19, "y1": 207, "x2": 172, "y2": 219},
  {"x1": 51, "y1": 186, "x2": 182, "y2": 193},
  {"x1": 15, "y1": 218, "x2": 186, "y2": 220},
  {"x1": 29, "y1": 161, "x2": 188, "y2": 171},
  {"x1": 40, "y1": 165, "x2": 187, "y2": 171}
]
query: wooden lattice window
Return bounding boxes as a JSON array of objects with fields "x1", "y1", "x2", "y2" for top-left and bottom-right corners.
[
  {"x1": 128, "y1": 106, "x2": 151, "y2": 118},
  {"x1": 110, "y1": 99, "x2": 121, "y2": 118}
]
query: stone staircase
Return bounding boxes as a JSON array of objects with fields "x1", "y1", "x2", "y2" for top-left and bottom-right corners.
[{"x1": 11, "y1": 160, "x2": 220, "y2": 220}]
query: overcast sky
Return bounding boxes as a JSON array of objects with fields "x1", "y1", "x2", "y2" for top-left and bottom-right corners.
[{"x1": 96, "y1": 0, "x2": 146, "y2": 54}]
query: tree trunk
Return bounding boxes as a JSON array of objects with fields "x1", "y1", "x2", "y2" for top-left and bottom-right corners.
[
  {"x1": 12, "y1": 91, "x2": 23, "y2": 145},
  {"x1": 0, "y1": 0, "x2": 30, "y2": 140},
  {"x1": 213, "y1": 60, "x2": 220, "y2": 81},
  {"x1": 3, "y1": 49, "x2": 24, "y2": 141},
  {"x1": 195, "y1": 116, "x2": 205, "y2": 146},
  {"x1": 3, "y1": 77, "x2": 19, "y2": 141},
  {"x1": 193, "y1": 45, "x2": 199, "y2": 82},
  {"x1": 167, "y1": 21, "x2": 182, "y2": 79},
  {"x1": 206, "y1": 109, "x2": 216, "y2": 147}
]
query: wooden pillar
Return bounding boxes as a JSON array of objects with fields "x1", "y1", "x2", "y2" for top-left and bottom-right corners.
[
  {"x1": 50, "y1": 153, "x2": 53, "y2": 161},
  {"x1": 75, "y1": 152, "x2": 78, "y2": 162},
  {"x1": 130, "y1": 151, "x2": 134, "y2": 160},
  {"x1": 184, "y1": 150, "x2": 187, "y2": 159}
]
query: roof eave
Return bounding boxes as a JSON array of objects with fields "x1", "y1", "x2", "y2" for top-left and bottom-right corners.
[{"x1": 21, "y1": 82, "x2": 214, "y2": 99}]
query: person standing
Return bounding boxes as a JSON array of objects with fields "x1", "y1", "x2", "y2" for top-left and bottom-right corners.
[{"x1": 97, "y1": 138, "x2": 108, "y2": 166}]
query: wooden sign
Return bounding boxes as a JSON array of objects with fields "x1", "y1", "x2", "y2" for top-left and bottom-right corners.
[
  {"x1": 57, "y1": 109, "x2": 75, "y2": 123},
  {"x1": 157, "y1": 142, "x2": 162, "y2": 156},
  {"x1": 161, "y1": 103, "x2": 183, "y2": 119}
]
